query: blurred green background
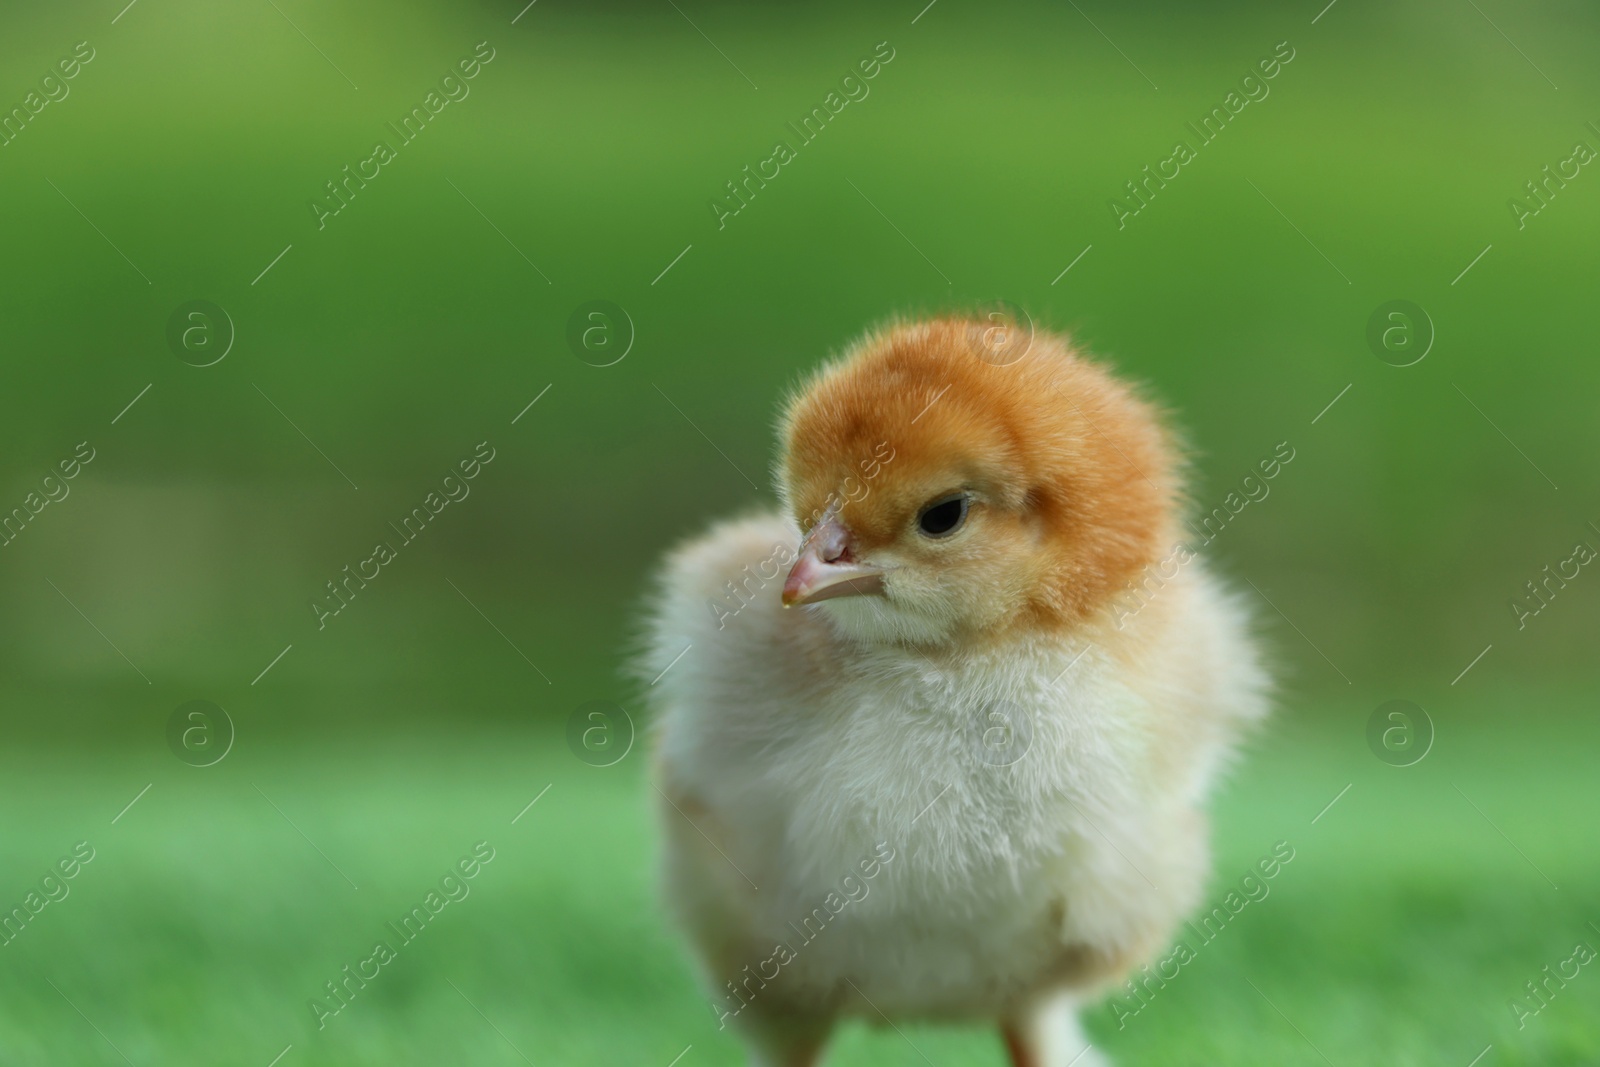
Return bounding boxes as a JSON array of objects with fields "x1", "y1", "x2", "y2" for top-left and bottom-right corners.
[{"x1": 1, "y1": 0, "x2": 1596, "y2": 1063}]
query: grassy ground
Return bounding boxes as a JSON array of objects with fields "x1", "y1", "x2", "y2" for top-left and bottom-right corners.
[
  {"x1": 3, "y1": 689, "x2": 1596, "y2": 1066},
  {"x1": 1, "y1": 1, "x2": 1597, "y2": 1062}
]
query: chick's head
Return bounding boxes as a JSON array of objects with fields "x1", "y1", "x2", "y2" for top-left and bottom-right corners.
[{"x1": 776, "y1": 317, "x2": 1183, "y2": 646}]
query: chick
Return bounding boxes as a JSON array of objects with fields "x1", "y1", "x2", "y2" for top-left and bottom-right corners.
[{"x1": 640, "y1": 317, "x2": 1268, "y2": 1066}]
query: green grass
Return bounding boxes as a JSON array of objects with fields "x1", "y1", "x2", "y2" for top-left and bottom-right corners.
[
  {"x1": 5, "y1": 692, "x2": 1597, "y2": 1066},
  {"x1": 1, "y1": 1, "x2": 1598, "y2": 1062}
]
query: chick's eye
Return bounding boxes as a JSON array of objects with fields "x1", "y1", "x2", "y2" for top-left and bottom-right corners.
[{"x1": 917, "y1": 493, "x2": 969, "y2": 538}]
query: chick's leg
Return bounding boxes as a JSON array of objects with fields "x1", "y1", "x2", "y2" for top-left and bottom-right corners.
[
  {"x1": 1001, "y1": 991, "x2": 1110, "y2": 1067},
  {"x1": 1001, "y1": 1021, "x2": 1044, "y2": 1067}
]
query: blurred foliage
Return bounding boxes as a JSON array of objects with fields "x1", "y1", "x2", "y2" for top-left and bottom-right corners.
[{"x1": 0, "y1": 0, "x2": 1596, "y2": 730}]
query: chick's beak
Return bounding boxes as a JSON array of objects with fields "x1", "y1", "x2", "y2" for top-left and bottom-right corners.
[{"x1": 782, "y1": 515, "x2": 885, "y2": 607}]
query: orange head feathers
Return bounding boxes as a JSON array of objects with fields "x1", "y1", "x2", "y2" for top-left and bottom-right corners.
[{"x1": 776, "y1": 316, "x2": 1183, "y2": 645}]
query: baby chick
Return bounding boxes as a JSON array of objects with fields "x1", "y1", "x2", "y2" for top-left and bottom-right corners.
[{"x1": 640, "y1": 317, "x2": 1268, "y2": 1066}]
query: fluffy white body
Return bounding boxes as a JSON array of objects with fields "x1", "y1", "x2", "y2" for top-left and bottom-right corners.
[{"x1": 644, "y1": 512, "x2": 1268, "y2": 1065}]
